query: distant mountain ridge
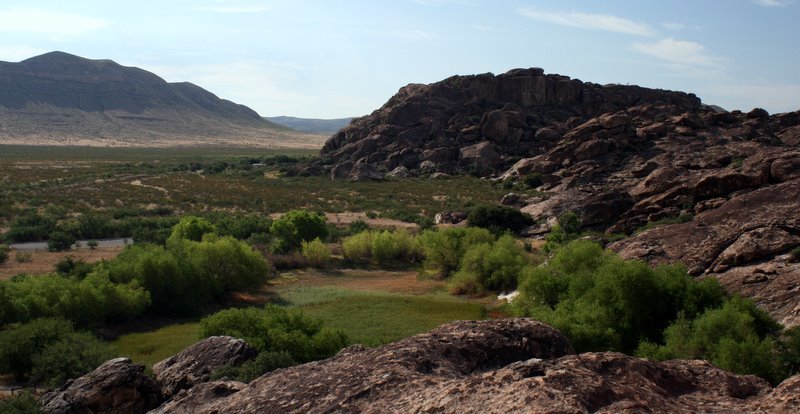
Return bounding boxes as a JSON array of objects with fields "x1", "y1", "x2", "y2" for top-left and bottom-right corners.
[
  {"x1": 265, "y1": 116, "x2": 354, "y2": 135},
  {"x1": 0, "y1": 51, "x2": 322, "y2": 148}
]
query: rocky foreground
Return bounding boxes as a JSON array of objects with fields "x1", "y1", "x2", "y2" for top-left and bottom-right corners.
[
  {"x1": 41, "y1": 319, "x2": 800, "y2": 413},
  {"x1": 311, "y1": 67, "x2": 800, "y2": 328}
]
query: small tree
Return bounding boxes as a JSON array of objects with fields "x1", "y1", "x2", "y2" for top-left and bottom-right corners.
[
  {"x1": 270, "y1": 210, "x2": 328, "y2": 254},
  {"x1": 467, "y1": 204, "x2": 534, "y2": 235},
  {"x1": 47, "y1": 231, "x2": 76, "y2": 252},
  {"x1": 86, "y1": 240, "x2": 99, "y2": 250}
]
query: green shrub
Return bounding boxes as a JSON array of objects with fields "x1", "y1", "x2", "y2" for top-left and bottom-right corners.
[
  {"x1": 417, "y1": 227, "x2": 495, "y2": 278},
  {"x1": 46, "y1": 231, "x2": 76, "y2": 252},
  {"x1": 637, "y1": 296, "x2": 784, "y2": 384},
  {"x1": 213, "y1": 214, "x2": 272, "y2": 240},
  {"x1": 0, "y1": 318, "x2": 112, "y2": 386},
  {"x1": 514, "y1": 240, "x2": 727, "y2": 353},
  {"x1": 86, "y1": 240, "x2": 99, "y2": 250},
  {"x1": 15, "y1": 251, "x2": 32, "y2": 263},
  {"x1": 347, "y1": 220, "x2": 370, "y2": 235},
  {"x1": 167, "y1": 216, "x2": 216, "y2": 244},
  {"x1": 450, "y1": 235, "x2": 528, "y2": 294},
  {"x1": 0, "y1": 244, "x2": 8, "y2": 265},
  {"x1": 342, "y1": 230, "x2": 421, "y2": 266},
  {"x1": 199, "y1": 305, "x2": 348, "y2": 363},
  {"x1": 0, "y1": 390, "x2": 42, "y2": 414},
  {"x1": 212, "y1": 350, "x2": 296, "y2": 383},
  {"x1": 270, "y1": 210, "x2": 328, "y2": 254},
  {"x1": 791, "y1": 246, "x2": 800, "y2": 262},
  {"x1": 543, "y1": 211, "x2": 582, "y2": 252},
  {"x1": 466, "y1": 204, "x2": 534, "y2": 235},
  {"x1": 523, "y1": 173, "x2": 544, "y2": 189},
  {"x1": 0, "y1": 271, "x2": 150, "y2": 327},
  {"x1": 301, "y1": 238, "x2": 330, "y2": 267},
  {"x1": 55, "y1": 256, "x2": 93, "y2": 279}
]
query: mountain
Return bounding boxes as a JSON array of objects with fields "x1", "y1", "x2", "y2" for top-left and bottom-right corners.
[
  {"x1": 265, "y1": 116, "x2": 354, "y2": 135},
  {"x1": 310, "y1": 67, "x2": 800, "y2": 330},
  {"x1": 0, "y1": 51, "x2": 323, "y2": 148}
]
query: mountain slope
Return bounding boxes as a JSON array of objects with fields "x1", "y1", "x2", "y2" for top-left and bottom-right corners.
[
  {"x1": 265, "y1": 116, "x2": 354, "y2": 135},
  {"x1": 0, "y1": 51, "x2": 322, "y2": 148}
]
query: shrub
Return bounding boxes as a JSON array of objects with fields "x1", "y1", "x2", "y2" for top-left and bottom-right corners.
[
  {"x1": 0, "y1": 318, "x2": 113, "y2": 386},
  {"x1": 637, "y1": 296, "x2": 784, "y2": 384},
  {"x1": 270, "y1": 210, "x2": 328, "y2": 254},
  {"x1": 15, "y1": 250, "x2": 32, "y2": 263},
  {"x1": 86, "y1": 240, "x2": 99, "y2": 250},
  {"x1": 0, "y1": 271, "x2": 150, "y2": 327},
  {"x1": 543, "y1": 211, "x2": 582, "y2": 252},
  {"x1": 0, "y1": 391, "x2": 42, "y2": 414},
  {"x1": 523, "y1": 172, "x2": 544, "y2": 189},
  {"x1": 514, "y1": 240, "x2": 727, "y2": 353},
  {"x1": 342, "y1": 230, "x2": 421, "y2": 266},
  {"x1": 46, "y1": 231, "x2": 76, "y2": 252},
  {"x1": 199, "y1": 305, "x2": 348, "y2": 363},
  {"x1": 167, "y1": 216, "x2": 216, "y2": 244},
  {"x1": 450, "y1": 235, "x2": 528, "y2": 294},
  {"x1": 211, "y1": 351, "x2": 296, "y2": 383},
  {"x1": 55, "y1": 256, "x2": 93, "y2": 279},
  {"x1": 348, "y1": 220, "x2": 370, "y2": 235},
  {"x1": 301, "y1": 238, "x2": 330, "y2": 267},
  {"x1": 791, "y1": 246, "x2": 800, "y2": 262},
  {"x1": 0, "y1": 244, "x2": 8, "y2": 265},
  {"x1": 466, "y1": 204, "x2": 534, "y2": 235},
  {"x1": 417, "y1": 227, "x2": 495, "y2": 278}
]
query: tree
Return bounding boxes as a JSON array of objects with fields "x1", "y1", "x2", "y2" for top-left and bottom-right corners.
[
  {"x1": 269, "y1": 210, "x2": 328, "y2": 253},
  {"x1": 47, "y1": 231, "x2": 76, "y2": 252},
  {"x1": 466, "y1": 204, "x2": 534, "y2": 235},
  {"x1": 167, "y1": 216, "x2": 216, "y2": 244},
  {"x1": 0, "y1": 244, "x2": 8, "y2": 265}
]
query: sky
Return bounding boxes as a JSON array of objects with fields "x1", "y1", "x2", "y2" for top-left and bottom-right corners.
[{"x1": 0, "y1": 0, "x2": 798, "y2": 118}]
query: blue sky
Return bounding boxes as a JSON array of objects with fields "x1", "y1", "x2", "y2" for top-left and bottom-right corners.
[{"x1": 0, "y1": 0, "x2": 798, "y2": 118}]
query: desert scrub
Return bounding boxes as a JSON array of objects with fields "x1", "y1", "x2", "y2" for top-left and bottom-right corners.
[{"x1": 302, "y1": 238, "x2": 330, "y2": 267}]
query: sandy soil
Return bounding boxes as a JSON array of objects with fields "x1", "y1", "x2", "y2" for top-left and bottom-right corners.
[{"x1": 0, "y1": 246, "x2": 123, "y2": 279}]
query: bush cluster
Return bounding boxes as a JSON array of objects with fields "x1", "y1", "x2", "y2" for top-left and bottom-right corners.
[
  {"x1": 342, "y1": 229, "x2": 421, "y2": 265},
  {"x1": 0, "y1": 244, "x2": 8, "y2": 265},
  {"x1": 270, "y1": 210, "x2": 328, "y2": 254},
  {"x1": 449, "y1": 235, "x2": 528, "y2": 295},
  {"x1": 0, "y1": 318, "x2": 113, "y2": 387},
  {"x1": 301, "y1": 238, "x2": 330, "y2": 267},
  {"x1": 417, "y1": 227, "x2": 495, "y2": 278},
  {"x1": 201, "y1": 305, "x2": 348, "y2": 381},
  {"x1": 466, "y1": 204, "x2": 534, "y2": 235},
  {"x1": 513, "y1": 240, "x2": 800, "y2": 384}
]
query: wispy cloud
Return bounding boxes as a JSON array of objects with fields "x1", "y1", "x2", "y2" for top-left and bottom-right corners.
[
  {"x1": 662, "y1": 22, "x2": 687, "y2": 31},
  {"x1": 518, "y1": 7, "x2": 655, "y2": 37},
  {"x1": 751, "y1": 0, "x2": 792, "y2": 7},
  {"x1": 631, "y1": 38, "x2": 723, "y2": 69},
  {"x1": 0, "y1": 8, "x2": 108, "y2": 36}
]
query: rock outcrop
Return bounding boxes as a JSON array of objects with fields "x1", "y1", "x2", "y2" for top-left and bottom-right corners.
[
  {"x1": 313, "y1": 68, "x2": 701, "y2": 179},
  {"x1": 152, "y1": 335, "x2": 257, "y2": 398},
  {"x1": 40, "y1": 358, "x2": 162, "y2": 414},
  {"x1": 42, "y1": 320, "x2": 800, "y2": 413}
]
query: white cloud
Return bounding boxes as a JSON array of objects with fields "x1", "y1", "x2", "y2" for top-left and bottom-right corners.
[
  {"x1": 0, "y1": 8, "x2": 108, "y2": 35},
  {"x1": 518, "y1": 7, "x2": 655, "y2": 37},
  {"x1": 0, "y1": 45, "x2": 48, "y2": 62},
  {"x1": 631, "y1": 38, "x2": 723, "y2": 69},
  {"x1": 751, "y1": 0, "x2": 792, "y2": 7}
]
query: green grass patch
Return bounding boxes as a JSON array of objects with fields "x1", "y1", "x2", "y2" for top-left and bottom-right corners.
[
  {"x1": 276, "y1": 286, "x2": 485, "y2": 347},
  {"x1": 111, "y1": 322, "x2": 200, "y2": 367}
]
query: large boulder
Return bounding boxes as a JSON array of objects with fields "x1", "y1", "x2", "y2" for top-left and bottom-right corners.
[
  {"x1": 152, "y1": 336, "x2": 257, "y2": 398},
  {"x1": 40, "y1": 358, "x2": 162, "y2": 414}
]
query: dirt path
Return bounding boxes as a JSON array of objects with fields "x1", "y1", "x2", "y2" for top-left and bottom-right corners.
[{"x1": 130, "y1": 179, "x2": 170, "y2": 196}]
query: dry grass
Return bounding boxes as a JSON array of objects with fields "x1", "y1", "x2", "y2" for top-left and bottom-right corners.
[{"x1": 0, "y1": 246, "x2": 123, "y2": 279}]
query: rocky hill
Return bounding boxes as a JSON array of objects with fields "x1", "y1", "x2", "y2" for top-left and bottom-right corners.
[
  {"x1": 0, "y1": 52, "x2": 323, "y2": 148},
  {"x1": 314, "y1": 67, "x2": 800, "y2": 329},
  {"x1": 40, "y1": 320, "x2": 800, "y2": 413}
]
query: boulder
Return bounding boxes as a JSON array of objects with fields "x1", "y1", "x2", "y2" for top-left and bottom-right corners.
[
  {"x1": 40, "y1": 358, "x2": 162, "y2": 414},
  {"x1": 152, "y1": 336, "x2": 257, "y2": 398},
  {"x1": 434, "y1": 210, "x2": 468, "y2": 225},
  {"x1": 459, "y1": 141, "x2": 500, "y2": 173}
]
